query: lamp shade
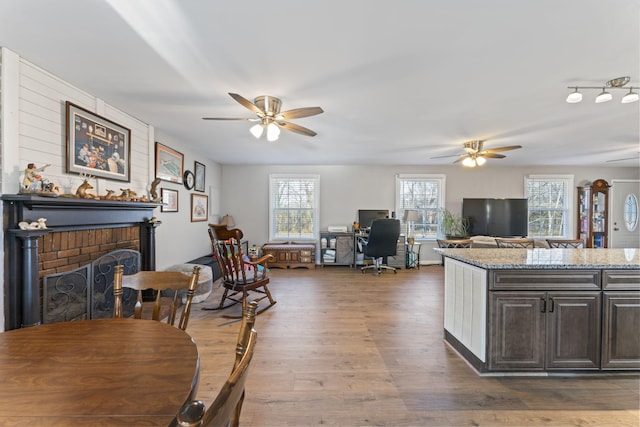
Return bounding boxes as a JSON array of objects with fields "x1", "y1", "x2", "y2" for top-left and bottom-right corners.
[
  {"x1": 403, "y1": 209, "x2": 420, "y2": 222},
  {"x1": 221, "y1": 214, "x2": 235, "y2": 228},
  {"x1": 266, "y1": 123, "x2": 280, "y2": 141},
  {"x1": 250, "y1": 124, "x2": 264, "y2": 138}
]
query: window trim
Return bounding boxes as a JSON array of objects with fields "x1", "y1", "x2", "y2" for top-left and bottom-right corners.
[
  {"x1": 525, "y1": 174, "x2": 574, "y2": 239},
  {"x1": 269, "y1": 173, "x2": 320, "y2": 242}
]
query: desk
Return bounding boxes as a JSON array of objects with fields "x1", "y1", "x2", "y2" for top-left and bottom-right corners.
[{"x1": 0, "y1": 318, "x2": 199, "y2": 425}]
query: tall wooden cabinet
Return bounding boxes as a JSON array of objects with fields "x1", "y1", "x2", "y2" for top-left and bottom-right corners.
[{"x1": 577, "y1": 179, "x2": 610, "y2": 248}]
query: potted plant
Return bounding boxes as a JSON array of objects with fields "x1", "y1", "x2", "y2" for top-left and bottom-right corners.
[{"x1": 439, "y1": 209, "x2": 469, "y2": 239}]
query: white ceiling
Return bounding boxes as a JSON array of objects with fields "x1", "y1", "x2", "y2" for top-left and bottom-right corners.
[{"x1": 1, "y1": 0, "x2": 639, "y2": 167}]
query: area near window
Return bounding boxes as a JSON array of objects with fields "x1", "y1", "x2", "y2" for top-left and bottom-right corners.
[
  {"x1": 269, "y1": 174, "x2": 320, "y2": 241},
  {"x1": 525, "y1": 175, "x2": 574, "y2": 238},
  {"x1": 396, "y1": 174, "x2": 445, "y2": 239}
]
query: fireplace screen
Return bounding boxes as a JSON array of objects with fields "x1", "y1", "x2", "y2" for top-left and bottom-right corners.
[{"x1": 43, "y1": 249, "x2": 141, "y2": 323}]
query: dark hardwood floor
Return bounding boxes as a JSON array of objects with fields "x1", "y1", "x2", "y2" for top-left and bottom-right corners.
[{"x1": 186, "y1": 265, "x2": 640, "y2": 426}]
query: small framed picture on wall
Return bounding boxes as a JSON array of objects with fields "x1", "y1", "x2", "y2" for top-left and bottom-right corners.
[
  {"x1": 194, "y1": 161, "x2": 206, "y2": 192},
  {"x1": 161, "y1": 188, "x2": 178, "y2": 212},
  {"x1": 191, "y1": 194, "x2": 208, "y2": 222}
]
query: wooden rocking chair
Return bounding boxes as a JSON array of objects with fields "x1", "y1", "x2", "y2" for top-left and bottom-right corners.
[{"x1": 202, "y1": 224, "x2": 276, "y2": 318}]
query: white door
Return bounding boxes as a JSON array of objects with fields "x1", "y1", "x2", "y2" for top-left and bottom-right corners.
[{"x1": 610, "y1": 180, "x2": 640, "y2": 248}]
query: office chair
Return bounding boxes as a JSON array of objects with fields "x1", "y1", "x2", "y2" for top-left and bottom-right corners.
[{"x1": 360, "y1": 218, "x2": 401, "y2": 275}]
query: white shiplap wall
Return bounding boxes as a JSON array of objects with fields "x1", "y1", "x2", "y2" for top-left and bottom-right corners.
[{"x1": 15, "y1": 58, "x2": 152, "y2": 195}]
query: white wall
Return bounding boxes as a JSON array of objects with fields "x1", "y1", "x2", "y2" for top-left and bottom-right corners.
[{"x1": 221, "y1": 164, "x2": 640, "y2": 263}]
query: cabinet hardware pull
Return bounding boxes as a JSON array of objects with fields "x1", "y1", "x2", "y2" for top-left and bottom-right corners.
[
  {"x1": 540, "y1": 297, "x2": 546, "y2": 313},
  {"x1": 549, "y1": 297, "x2": 554, "y2": 313}
]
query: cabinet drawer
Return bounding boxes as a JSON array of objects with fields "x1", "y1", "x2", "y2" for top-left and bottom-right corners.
[
  {"x1": 490, "y1": 270, "x2": 600, "y2": 291},
  {"x1": 300, "y1": 250, "x2": 313, "y2": 256},
  {"x1": 603, "y1": 270, "x2": 640, "y2": 290}
]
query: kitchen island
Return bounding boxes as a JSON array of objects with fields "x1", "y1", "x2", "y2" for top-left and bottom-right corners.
[{"x1": 438, "y1": 248, "x2": 640, "y2": 374}]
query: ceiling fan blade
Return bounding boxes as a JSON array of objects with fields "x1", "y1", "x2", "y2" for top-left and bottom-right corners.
[
  {"x1": 228, "y1": 93, "x2": 264, "y2": 116},
  {"x1": 453, "y1": 156, "x2": 466, "y2": 163},
  {"x1": 278, "y1": 107, "x2": 324, "y2": 120},
  {"x1": 202, "y1": 117, "x2": 259, "y2": 121},
  {"x1": 482, "y1": 153, "x2": 506, "y2": 159},
  {"x1": 431, "y1": 153, "x2": 465, "y2": 159},
  {"x1": 606, "y1": 152, "x2": 640, "y2": 162},
  {"x1": 483, "y1": 145, "x2": 522, "y2": 153},
  {"x1": 606, "y1": 156, "x2": 640, "y2": 162},
  {"x1": 276, "y1": 121, "x2": 317, "y2": 137}
]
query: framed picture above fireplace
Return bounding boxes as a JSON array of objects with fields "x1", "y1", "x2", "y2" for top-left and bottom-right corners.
[{"x1": 65, "y1": 101, "x2": 131, "y2": 182}]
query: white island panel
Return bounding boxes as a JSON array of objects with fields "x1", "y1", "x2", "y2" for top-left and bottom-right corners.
[{"x1": 444, "y1": 258, "x2": 487, "y2": 362}]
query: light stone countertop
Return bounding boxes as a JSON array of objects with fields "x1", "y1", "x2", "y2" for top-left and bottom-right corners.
[{"x1": 435, "y1": 248, "x2": 640, "y2": 269}]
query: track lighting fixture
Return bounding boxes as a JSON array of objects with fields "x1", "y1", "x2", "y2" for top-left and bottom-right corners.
[{"x1": 566, "y1": 76, "x2": 638, "y2": 104}]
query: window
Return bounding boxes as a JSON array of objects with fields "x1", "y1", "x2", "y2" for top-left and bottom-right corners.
[
  {"x1": 525, "y1": 175, "x2": 574, "y2": 238},
  {"x1": 624, "y1": 193, "x2": 638, "y2": 232},
  {"x1": 396, "y1": 174, "x2": 445, "y2": 239},
  {"x1": 269, "y1": 174, "x2": 319, "y2": 241}
]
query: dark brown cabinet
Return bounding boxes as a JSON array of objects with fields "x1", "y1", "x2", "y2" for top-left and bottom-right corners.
[
  {"x1": 490, "y1": 292, "x2": 601, "y2": 371},
  {"x1": 601, "y1": 270, "x2": 640, "y2": 369}
]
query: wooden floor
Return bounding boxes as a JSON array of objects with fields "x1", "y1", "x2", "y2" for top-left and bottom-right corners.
[{"x1": 186, "y1": 265, "x2": 640, "y2": 427}]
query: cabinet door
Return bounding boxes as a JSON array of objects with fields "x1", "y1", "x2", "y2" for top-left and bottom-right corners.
[
  {"x1": 489, "y1": 292, "x2": 546, "y2": 370},
  {"x1": 288, "y1": 251, "x2": 300, "y2": 263},
  {"x1": 546, "y1": 292, "x2": 601, "y2": 370},
  {"x1": 335, "y1": 236, "x2": 354, "y2": 265},
  {"x1": 276, "y1": 251, "x2": 289, "y2": 263},
  {"x1": 602, "y1": 292, "x2": 640, "y2": 369}
]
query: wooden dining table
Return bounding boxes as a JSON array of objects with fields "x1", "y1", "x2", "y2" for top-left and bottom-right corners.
[{"x1": 0, "y1": 318, "x2": 200, "y2": 426}]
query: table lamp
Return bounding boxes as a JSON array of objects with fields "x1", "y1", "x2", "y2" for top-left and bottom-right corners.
[{"x1": 403, "y1": 209, "x2": 420, "y2": 244}]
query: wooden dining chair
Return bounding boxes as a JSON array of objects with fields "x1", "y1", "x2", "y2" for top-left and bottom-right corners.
[
  {"x1": 436, "y1": 239, "x2": 473, "y2": 265},
  {"x1": 495, "y1": 238, "x2": 535, "y2": 248},
  {"x1": 113, "y1": 264, "x2": 201, "y2": 331},
  {"x1": 175, "y1": 302, "x2": 259, "y2": 427},
  {"x1": 202, "y1": 225, "x2": 276, "y2": 318},
  {"x1": 437, "y1": 238, "x2": 473, "y2": 248},
  {"x1": 546, "y1": 238, "x2": 584, "y2": 248}
]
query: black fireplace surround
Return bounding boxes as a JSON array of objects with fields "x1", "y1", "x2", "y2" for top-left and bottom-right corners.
[{"x1": 2, "y1": 195, "x2": 161, "y2": 330}]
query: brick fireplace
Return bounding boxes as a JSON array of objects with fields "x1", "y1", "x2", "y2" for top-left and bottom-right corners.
[{"x1": 2, "y1": 195, "x2": 160, "y2": 330}]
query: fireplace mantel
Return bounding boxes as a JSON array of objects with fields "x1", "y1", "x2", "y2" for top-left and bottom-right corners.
[
  {"x1": 2, "y1": 194, "x2": 161, "y2": 229},
  {"x1": 2, "y1": 194, "x2": 161, "y2": 330}
]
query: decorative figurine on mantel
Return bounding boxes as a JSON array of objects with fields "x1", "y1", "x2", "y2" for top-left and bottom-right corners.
[
  {"x1": 21, "y1": 163, "x2": 58, "y2": 195},
  {"x1": 18, "y1": 218, "x2": 47, "y2": 230},
  {"x1": 149, "y1": 178, "x2": 162, "y2": 202}
]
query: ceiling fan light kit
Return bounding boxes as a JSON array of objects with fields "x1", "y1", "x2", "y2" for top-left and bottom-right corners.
[
  {"x1": 203, "y1": 93, "x2": 323, "y2": 141},
  {"x1": 566, "y1": 76, "x2": 638, "y2": 104}
]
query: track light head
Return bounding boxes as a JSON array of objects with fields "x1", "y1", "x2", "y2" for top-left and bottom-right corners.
[
  {"x1": 567, "y1": 76, "x2": 638, "y2": 104},
  {"x1": 566, "y1": 87, "x2": 583, "y2": 103},
  {"x1": 595, "y1": 88, "x2": 613, "y2": 103},
  {"x1": 622, "y1": 88, "x2": 640, "y2": 104}
]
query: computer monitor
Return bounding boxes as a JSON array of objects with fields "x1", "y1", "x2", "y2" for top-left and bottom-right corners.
[{"x1": 358, "y1": 209, "x2": 390, "y2": 228}]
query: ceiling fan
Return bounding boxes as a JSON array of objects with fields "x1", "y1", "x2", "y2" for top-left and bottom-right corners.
[
  {"x1": 203, "y1": 93, "x2": 323, "y2": 141},
  {"x1": 432, "y1": 140, "x2": 522, "y2": 167},
  {"x1": 606, "y1": 152, "x2": 640, "y2": 163}
]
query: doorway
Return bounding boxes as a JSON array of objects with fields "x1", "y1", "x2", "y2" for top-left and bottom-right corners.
[{"x1": 609, "y1": 179, "x2": 640, "y2": 248}]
